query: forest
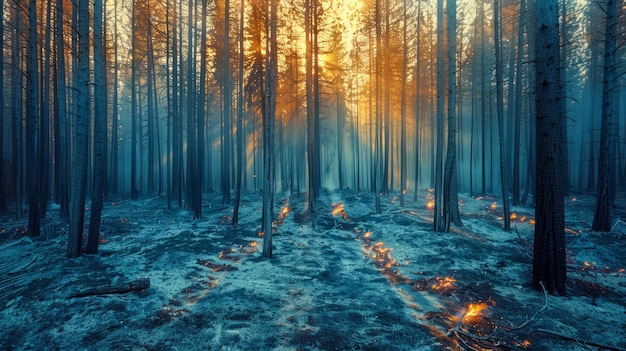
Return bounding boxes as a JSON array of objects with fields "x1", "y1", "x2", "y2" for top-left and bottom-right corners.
[{"x1": 1, "y1": 0, "x2": 625, "y2": 349}]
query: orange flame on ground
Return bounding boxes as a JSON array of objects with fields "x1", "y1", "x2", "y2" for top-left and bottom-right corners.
[
  {"x1": 426, "y1": 200, "x2": 435, "y2": 211},
  {"x1": 510, "y1": 213, "x2": 518, "y2": 220},
  {"x1": 490, "y1": 202, "x2": 497, "y2": 210},
  {"x1": 331, "y1": 203, "x2": 348, "y2": 219},
  {"x1": 529, "y1": 219, "x2": 536, "y2": 225},
  {"x1": 463, "y1": 302, "x2": 488, "y2": 322}
]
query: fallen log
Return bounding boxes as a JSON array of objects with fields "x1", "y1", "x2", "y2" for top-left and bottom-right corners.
[{"x1": 67, "y1": 278, "x2": 150, "y2": 299}]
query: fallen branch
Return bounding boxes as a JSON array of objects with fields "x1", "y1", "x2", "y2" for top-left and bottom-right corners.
[
  {"x1": 508, "y1": 281, "x2": 548, "y2": 330},
  {"x1": 8, "y1": 254, "x2": 39, "y2": 275},
  {"x1": 537, "y1": 328, "x2": 626, "y2": 351},
  {"x1": 67, "y1": 278, "x2": 150, "y2": 299}
]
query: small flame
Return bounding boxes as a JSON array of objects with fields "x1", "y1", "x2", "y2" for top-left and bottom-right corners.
[
  {"x1": 463, "y1": 302, "x2": 488, "y2": 322},
  {"x1": 426, "y1": 200, "x2": 435, "y2": 210},
  {"x1": 331, "y1": 203, "x2": 348, "y2": 219},
  {"x1": 490, "y1": 202, "x2": 497, "y2": 210},
  {"x1": 529, "y1": 219, "x2": 536, "y2": 225},
  {"x1": 618, "y1": 268, "x2": 625, "y2": 273},
  {"x1": 510, "y1": 213, "x2": 518, "y2": 220},
  {"x1": 364, "y1": 231, "x2": 372, "y2": 238},
  {"x1": 523, "y1": 340, "x2": 531, "y2": 347},
  {"x1": 520, "y1": 215, "x2": 527, "y2": 221}
]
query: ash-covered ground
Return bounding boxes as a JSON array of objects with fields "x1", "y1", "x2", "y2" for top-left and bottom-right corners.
[{"x1": 1, "y1": 189, "x2": 625, "y2": 350}]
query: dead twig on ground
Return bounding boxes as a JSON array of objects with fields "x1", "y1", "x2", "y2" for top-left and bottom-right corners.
[
  {"x1": 8, "y1": 254, "x2": 39, "y2": 275},
  {"x1": 508, "y1": 281, "x2": 548, "y2": 330}
]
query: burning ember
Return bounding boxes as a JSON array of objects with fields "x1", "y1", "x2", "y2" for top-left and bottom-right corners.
[
  {"x1": 431, "y1": 277, "x2": 456, "y2": 291},
  {"x1": 331, "y1": 203, "x2": 348, "y2": 220},
  {"x1": 274, "y1": 205, "x2": 291, "y2": 226},
  {"x1": 370, "y1": 241, "x2": 396, "y2": 269},
  {"x1": 279, "y1": 206, "x2": 290, "y2": 218},
  {"x1": 426, "y1": 200, "x2": 435, "y2": 211},
  {"x1": 462, "y1": 302, "x2": 489, "y2": 323},
  {"x1": 490, "y1": 202, "x2": 497, "y2": 210}
]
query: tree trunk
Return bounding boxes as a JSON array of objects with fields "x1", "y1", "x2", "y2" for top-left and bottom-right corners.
[
  {"x1": 222, "y1": 0, "x2": 232, "y2": 205},
  {"x1": 262, "y1": 0, "x2": 277, "y2": 258},
  {"x1": 442, "y1": 0, "x2": 462, "y2": 231},
  {"x1": 232, "y1": 0, "x2": 245, "y2": 226},
  {"x1": 87, "y1": 0, "x2": 107, "y2": 254},
  {"x1": 12, "y1": 8, "x2": 23, "y2": 220},
  {"x1": 130, "y1": 0, "x2": 138, "y2": 201},
  {"x1": 400, "y1": 0, "x2": 408, "y2": 207},
  {"x1": 433, "y1": 0, "x2": 444, "y2": 231},
  {"x1": 533, "y1": 0, "x2": 566, "y2": 295},
  {"x1": 27, "y1": 0, "x2": 41, "y2": 237},
  {"x1": 0, "y1": 0, "x2": 5, "y2": 212},
  {"x1": 67, "y1": 0, "x2": 91, "y2": 258},
  {"x1": 494, "y1": 0, "x2": 510, "y2": 231},
  {"x1": 110, "y1": 0, "x2": 119, "y2": 195},
  {"x1": 512, "y1": 0, "x2": 526, "y2": 205},
  {"x1": 592, "y1": 0, "x2": 617, "y2": 232}
]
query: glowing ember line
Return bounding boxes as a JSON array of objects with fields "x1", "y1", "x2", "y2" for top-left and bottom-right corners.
[{"x1": 431, "y1": 276, "x2": 456, "y2": 291}]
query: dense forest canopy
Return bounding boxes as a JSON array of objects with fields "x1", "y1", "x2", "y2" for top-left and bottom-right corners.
[{"x1": 0, "y1": 0, "x2": 625, "y2": 262}]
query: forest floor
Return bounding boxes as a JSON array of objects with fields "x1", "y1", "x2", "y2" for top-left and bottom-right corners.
[{"x1": 1, "y1": 189, "x2": 625, "y2": 351}]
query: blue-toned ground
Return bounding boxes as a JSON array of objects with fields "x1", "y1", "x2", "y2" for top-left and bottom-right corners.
[{"x1": 1, "y1": 190, "x2": 625, "y2": 350}]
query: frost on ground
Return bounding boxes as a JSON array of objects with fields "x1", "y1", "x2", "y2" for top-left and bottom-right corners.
[{"x1": 1, "y1": 190, "x2": 625, "y2": 351}]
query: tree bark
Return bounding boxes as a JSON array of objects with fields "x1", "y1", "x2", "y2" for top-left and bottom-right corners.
[
  {"x1": 592, "y1": 0, "x2": 616, "y2": 232},
  {"x1": 67, "y1": 0, "x2": 91, "y2": 258},
  {"x1": 27, "y1": 0, "x2": 41, "y2": 237},
  {"x1": 87, "y1": 0, "x2": 108, "y2": 254},
  {"x1": 494, "y1": 0, "x2": 510, "y2": 231},
  {"x1": 262, "y1": 0, "x2": 277, "y2": 258},
  {"x1": 533, "y1": 0, "x2": 566, "y2": 295}
]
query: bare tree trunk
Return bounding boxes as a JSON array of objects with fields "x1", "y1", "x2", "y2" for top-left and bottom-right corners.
[
  {"x1": 433, "y1": 0, "x2": 444, "y2": 231},
  {"x1": 413, "y1": 1, "x2": 422, "y2": 202},
  {"x1": 110, "y1": 0, "x2": 119, "y2": 194},
  {"x1": 400, "y1": 0, "x2": 408, "y2": 207},
  {"x1": 494, "y1": 0, "x2": 510, "y2": 231},
  {"x1": 39, "y1": 0, "x2": 53, "y2": 219},
  {"x1": 512, "y1": 0, "x2": 526, "y2": 205},
  {"x1": 533, "y1": 0, "x2": 566, "y2": 295},
  {"x1": 0, "y1": 0, "x2": 5, "y2": 212},
  {"x1": 27, "y1": 0, "x2": 41, "y2": 237},
  {"x1": 87, "y1": 0, "x2": 108, "y2": 254},
  {"x1": 67, "y1": 0, "x2": 91, "y2": 258},
  {"x1": 130, "y1": 0, "x2": 138, "y2": 200},
  {"x1": 262, "y1": 0, "x2": 277, "y2": 258},
  {"x1": 442, "y1": 0, "x2": 462, "y2": 231},
  {"x1": 232, "y1": 0, "x2": 245, "y2": 226},
  {"x1": 195, "y1": 0, "x2": 208, "y2": 219},
  {"x1": 221, "y1": 0, "x2": 232, "y2": 205},
  {"x1": 592, "y1": 0, "x2": 617, "y2": 232},
  {"x1": 12, "y1": 8, "x2": 23, "y2": 220}
]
